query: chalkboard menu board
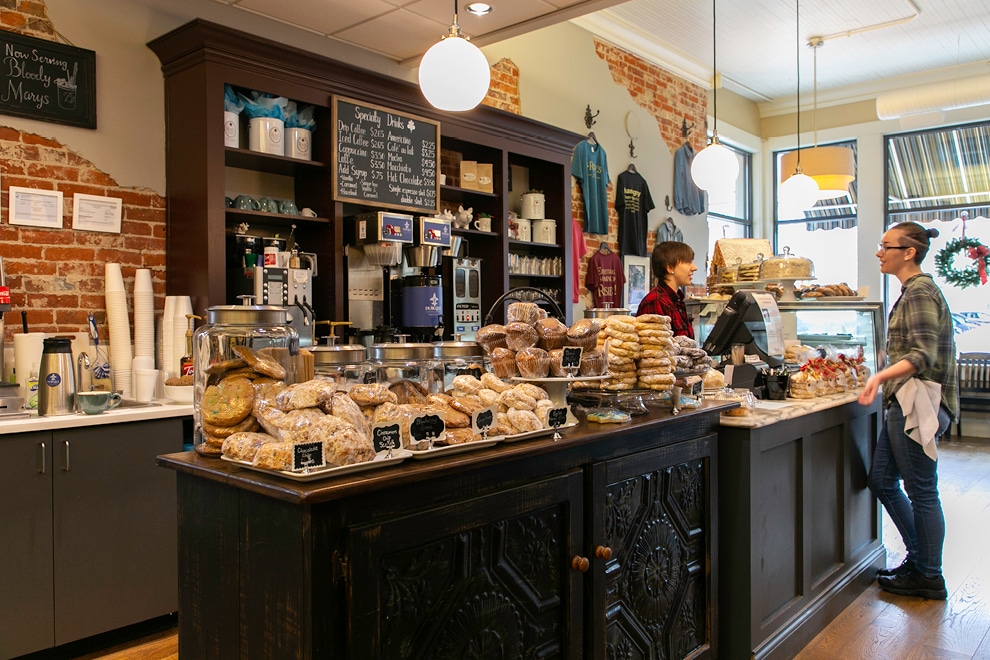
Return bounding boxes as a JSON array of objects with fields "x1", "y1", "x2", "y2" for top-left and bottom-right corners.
[
  {"x1": 0, "y1": 30, "x2": 96, "y2": 129},
  {"x1": 333, "y1": 96, "x2": 439, "y2": 214}
]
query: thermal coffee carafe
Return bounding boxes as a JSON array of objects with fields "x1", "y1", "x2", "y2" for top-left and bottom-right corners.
[{"x1": 37, "y1": 337, "x2": 76, "y2": 416}]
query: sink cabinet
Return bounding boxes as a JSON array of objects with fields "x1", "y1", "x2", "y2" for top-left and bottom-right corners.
[{"x1": 0, "y1": 419, "x2": 183, "y2": 659}]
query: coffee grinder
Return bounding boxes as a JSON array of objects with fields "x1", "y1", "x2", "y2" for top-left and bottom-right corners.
[{"x1": 441, "y1": 237, "x2": 482, "y2": 341}]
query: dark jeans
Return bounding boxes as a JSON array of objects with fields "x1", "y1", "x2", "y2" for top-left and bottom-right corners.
[{"x1": 868, "y1": 400, "x2": 950, "y2": 578}]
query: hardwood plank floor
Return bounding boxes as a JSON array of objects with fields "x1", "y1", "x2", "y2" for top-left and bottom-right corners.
[{"x1": 71, "y1": 436, "x2": 990, "y2": 659}]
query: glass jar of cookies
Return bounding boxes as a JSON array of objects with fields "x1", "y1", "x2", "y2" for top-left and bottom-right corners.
[
  {"x1": 192, "y1": 305, "x2": 299, "y2": 457},
  {"x1": 312, "y1": 343, "x2": 370, "y2": 391},
  {"x1": 368, "y1": 342, "x2": 443, "y2": 401},
  {"x1": 433, "y1": 339, "x2": 486, "y2": 391}
]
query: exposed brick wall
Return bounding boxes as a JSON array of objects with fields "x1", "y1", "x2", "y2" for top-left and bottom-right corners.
[
  {"x1": 573, "y1": 40, "x2": 707, "y2": 305},
  {"x1": 482, "y1": 58, "x2": 521, "y2": 115},
  {"x1": 0, "y1": 3, "x2": 166, "y2": 345}
]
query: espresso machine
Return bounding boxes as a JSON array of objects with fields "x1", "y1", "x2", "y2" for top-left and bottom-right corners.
[{"x1": 346, "y1": 211, "x2": 451, "y2": 343}]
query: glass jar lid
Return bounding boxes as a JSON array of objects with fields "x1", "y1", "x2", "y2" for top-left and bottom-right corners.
[
  {"x1": 206, "y1": 305, "x2": 289, "y2": 325},
  {"x1": 369, "y1": 342, "x2": 436, "y2": 362},
  {"x1": 433, "y1": 340, "x2": 483, "y2": 360},
  {"x1": 311, "y1": 344, "x2": 367, "y2": 366}
]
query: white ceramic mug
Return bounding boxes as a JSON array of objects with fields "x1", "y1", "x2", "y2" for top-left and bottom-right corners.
[{"x1": 473, "y1": 216, "x2": 492, "y2": 232}]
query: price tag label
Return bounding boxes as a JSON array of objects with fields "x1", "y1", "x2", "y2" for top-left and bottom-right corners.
[
  {"x1": 561, "y1": 346, "x2": 583, "y2": 369},
  {"x1": 291, "y1": 441, "x2": 326, "y2": 472},
  {"x1": 472, "y1": 406, "x2": 496, "y2": 435},
  {"x1": 548, "y1": 407, "x2": 568, "y2": 428},
  {"x1": 409, "y1": 412, "x2": 446, "y2": 448},
  {"x1": 372, "y1": 423, "x2": 402, "y2": 454}
]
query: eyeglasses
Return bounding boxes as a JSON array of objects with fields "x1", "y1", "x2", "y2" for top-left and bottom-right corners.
[{"x1": 877, "y1": 244, "x2": 911, "y2": 254}]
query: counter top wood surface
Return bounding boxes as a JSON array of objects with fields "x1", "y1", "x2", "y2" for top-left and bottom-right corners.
[
  {"x1": 158, "y1": 401, "x2": 736, "y2": 506},
  {"x1": 0, "y1": 402, "x2": 192, "y2": 435},
  {"x1": 716, "y1": 390, "x2": 864, "y2": 428}
]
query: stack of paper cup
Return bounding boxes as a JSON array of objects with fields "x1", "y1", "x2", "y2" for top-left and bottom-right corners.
[
  {"x1": 133, "y1": 269, "x2": 155, "y2": 359},
  {"x1": 105, "y1": 263, "x2": 133, "y2": 399},
  {"x1": 13, "y1": 332, "x2": 46, "y2": 401},
  {"x1": 171, "y1": 296, "x2": 193, "y2": 375},
  {"x1": 162, "y1": 296, "x2": 177, "y2": 375}
]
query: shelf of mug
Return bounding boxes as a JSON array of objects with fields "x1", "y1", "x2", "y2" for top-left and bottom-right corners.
[
  {"x1": 452, "y1": 227, "x2": 500, "y2": 237},
  {"x1": 225, "y1": 147, "x2": 328, "y2": 176},
  {"x1": 440, "y1": 184, "x2": 498, "y2": 198},
  {"x1": 225, "y1": 209, "x2": 330, "y2": 224}
]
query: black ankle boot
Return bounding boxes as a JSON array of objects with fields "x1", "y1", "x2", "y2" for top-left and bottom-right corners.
[
  {"x1": 878, "y1": 570, "x2": 947, "y2": 600},
  {"x1": 878, "y1": 557, "x2": 914, "y2": 577}
]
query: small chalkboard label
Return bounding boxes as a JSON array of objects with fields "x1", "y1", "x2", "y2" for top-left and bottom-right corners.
[
  {"x1": 0, "y1": 31, "x2": 96, "y2": 129},
  {"x1": 372, "y1": 423, "x2": 402, "y2": 454},
  {"x1": 332, "y1": 96, "x2": 439, "y2": 214},
  {"x1": 548, "y1": 407, "x2": 568, "y2": 428},
  {"x1": 561, "y1": 346, "x2": 583, "y2": 369},
  {"x1": 472, "y1": 407, "x2": 496, "y2": 435},
  {"x1": 292, "y1": 441, "x2": 326, "y2": 471},
  {"x1": 409, "y1": 412, "x2": 445, "y2": 445}
]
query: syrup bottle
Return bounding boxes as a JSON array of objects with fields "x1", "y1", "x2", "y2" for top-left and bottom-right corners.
[{"x1": 180, "y1": 314, "x2": 197, "y2": 377}]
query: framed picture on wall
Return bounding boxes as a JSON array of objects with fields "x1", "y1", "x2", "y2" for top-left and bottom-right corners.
[{"x1": 624, "y1": 255, "x2": 651, "y2": 310}]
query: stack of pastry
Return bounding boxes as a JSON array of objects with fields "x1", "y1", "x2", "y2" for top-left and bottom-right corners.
[
  {"x1": 596, "y1": 315, "x2": 640, "y2": 391},
  {"x1": 633, "y1": 314, "x2": 676, "y2": 392}
]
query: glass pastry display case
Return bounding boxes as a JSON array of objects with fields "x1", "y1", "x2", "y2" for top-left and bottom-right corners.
[{"x1": 688, "y1": 298, "x2": 885, "y2": 374}]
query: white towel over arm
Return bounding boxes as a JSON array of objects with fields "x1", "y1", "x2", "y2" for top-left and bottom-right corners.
[{"x1": 895, "y1": 378, "x2": 942, "y2": 461}]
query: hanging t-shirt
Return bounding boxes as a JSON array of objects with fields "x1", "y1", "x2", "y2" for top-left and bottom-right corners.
[
  {"x1": 572, "y1": 218, "x2": 588, "y2": 303},
  {"x1": 615, "y1": 169, "x2": 655, "y2": 257},
  {"x1": 673, "y1": 143, "x2": 706, "y2": 216},
  {"x1": 585, "y1": 248, "x2": 625, "y2": 308},
  {"x1": 571, "y1": 140, "x2": 610, "y2": 235}
]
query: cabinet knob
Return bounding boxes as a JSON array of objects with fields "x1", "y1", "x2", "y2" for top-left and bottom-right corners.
[
  {"x1": 571, "y1": 555, "x2": 590, "y2": 572},
  {"x1": 595, "y1": 545, "x2": 613, "y2": 560}
]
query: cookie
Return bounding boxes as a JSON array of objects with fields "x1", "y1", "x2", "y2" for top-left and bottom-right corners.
[
  {"x1": 232, "y1": 344, "x2": 287, "y2": 380},
  {"x1": 205, "y1": 356, "x2": 248, "y2": 376},
  {"x1": 202, "y1": 413, "x2": 261, "y2": 439},
  {"x1": 201, "y1": 377, "x2": 255, "y2": 426}
]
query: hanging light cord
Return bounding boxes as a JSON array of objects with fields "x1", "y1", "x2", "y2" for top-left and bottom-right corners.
[
  {"x1": 811, "y1": 37, "x2": 821, "y2": 147},
  {"x1": 711, "y1": 0, "x2": 718, "y2": 140},
  {"x1": 795, "y1": 0, "x2": 802, "y2": 168}
]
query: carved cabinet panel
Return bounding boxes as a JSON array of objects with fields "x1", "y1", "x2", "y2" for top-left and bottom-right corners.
[
  {"x1": 347, "y1": 472, "x2": 585, "y2": 659},
  {"x1": 589, "y1": 435, "x2": 716, "y2": 659}
]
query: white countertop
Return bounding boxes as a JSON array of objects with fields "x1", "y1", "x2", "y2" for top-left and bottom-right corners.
[
  {"x1": 717, "y1": 391, "x2": 863, "y2": 428},
  {"x1": 0, "y1": 402, "x2": 193, "y2": 435}
]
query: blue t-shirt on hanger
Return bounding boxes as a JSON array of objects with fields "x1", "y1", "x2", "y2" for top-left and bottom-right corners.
[{"x1": 571, "y1": 139, "x2": 610, "y2": 235}]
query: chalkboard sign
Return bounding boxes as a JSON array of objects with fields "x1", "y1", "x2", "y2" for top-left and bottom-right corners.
[
  {"x1": 0, "y1": 31, "x2": 96, "y2": 129},
  {"x1": 561, "y1": 346, "x2": 583, "y2": 369},
  {"x1": 548, "y1": 408, "x2": 568, "y2": 428},
  {"x1": 292, "y1": 441, "x2": 326, "y2": 471},
  {"x1": 333, "y1": 96, "x2": 439, "y2": 214},
  {"x1": 409, "y1": 412, "x2": 445, "y2": 445},
  {"x1": 472, "y1": 407, "x2": 496, "y2": 435},
  {"x1": 372, "y1": 423, "x2": 401, "y2": 454}
]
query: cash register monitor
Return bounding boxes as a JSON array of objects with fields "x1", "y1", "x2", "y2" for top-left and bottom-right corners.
[{"x1": 701, "y1": 290, "x2": 783, "y2": 367}]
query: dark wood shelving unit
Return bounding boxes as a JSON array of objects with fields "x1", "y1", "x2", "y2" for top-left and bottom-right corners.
[{"x1": 150, "y1": 18, "x2": 581, "y2": 324}]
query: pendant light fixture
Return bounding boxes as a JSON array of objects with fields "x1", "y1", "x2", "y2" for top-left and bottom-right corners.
[
  {"x1": 418, "y1": 0, "x2": 491, "y2": 112},
  {"x1": 690, "y1": 0, "x2": 739, "y2": 195},
  {"x1": 780, "y1": 37, "x2": 855, "y2": 199},
  {"x1": 778, "y1": 0, "x2": 820, "y2": 212}
]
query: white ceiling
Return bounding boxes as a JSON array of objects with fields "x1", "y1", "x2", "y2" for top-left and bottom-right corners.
[{"x1": 212, "y1": 0, "x2": 990, "y2": 110}]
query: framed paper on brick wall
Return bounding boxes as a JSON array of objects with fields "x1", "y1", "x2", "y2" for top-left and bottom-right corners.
[
  {"x1": 623, "y1": 255, "x2": 650, "y2": 310},
  {"x1": 73, "y1": 193, "x2": 121, "y2": 233},
  {"x1": 8, "y1": 186, "x2": 63, "y2": 228}
]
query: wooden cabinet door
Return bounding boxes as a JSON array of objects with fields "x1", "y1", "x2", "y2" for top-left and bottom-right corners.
[
  {"x1": 52, "y1": 420, "x2": 181, "y2": 645},
  {"x1": 588, "y1": 435, "x2": 717, "y2": 659},
  {"x1": 0, "y1": 431, "x2": 54, "y2": 659},
  {"x1": 347, "y1": 471, "x2": 585, "y2": 659}
]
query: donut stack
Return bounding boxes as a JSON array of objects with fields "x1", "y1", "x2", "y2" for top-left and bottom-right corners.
[
  {"x1": 633, "y1": 314, "x2": 676, "y2": 392},
  {"x1": 599, "y1": 315, "x2": 641, "y2": 391}
]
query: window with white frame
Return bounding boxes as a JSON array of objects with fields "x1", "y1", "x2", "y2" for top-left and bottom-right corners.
[{"x1": 706, "y1": 143, "x2": 752, "y2": 275}]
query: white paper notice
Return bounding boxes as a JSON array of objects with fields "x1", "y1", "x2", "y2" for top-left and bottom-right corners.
[
  {"x1": 8, "y1": 186, "x2": 63, "y2": 228},
  {"x1": 750, "y1": 292, "x2": 785, "y2": 358},
  {"x1": 73, "y1": 193, "x2": 122, "y2": 233}
]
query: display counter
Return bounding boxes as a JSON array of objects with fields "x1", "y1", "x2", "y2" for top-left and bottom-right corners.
[
  {"x1": 717, "y1": 395, "x2": 884, "y2": 660},
  {"x1": 159, "y1": 402, "x2": 730, "y2": 659}
]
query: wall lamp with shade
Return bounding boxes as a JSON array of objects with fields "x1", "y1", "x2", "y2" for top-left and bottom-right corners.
[
  {"x1": 690, "y1": 0, "x2": 739, "y2": 196},
  {"x1": 779, "y1": 37, "x2": 855, "y2": 199},
  {"x1": 778, "y1": 0, "x2": 820, "y2": 212},
  {"x1": 418, "y1": 0, "x2": 491, "y2": 112}
]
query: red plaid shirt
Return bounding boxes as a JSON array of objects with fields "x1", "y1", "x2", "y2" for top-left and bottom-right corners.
[{"x1": 636, "y1": 284, "x2": 693, "y2": 338}]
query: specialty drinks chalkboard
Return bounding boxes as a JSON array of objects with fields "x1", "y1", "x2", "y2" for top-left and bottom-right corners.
[{"x1": 332, "y1": 96, "x2": 439, "y2": 214}]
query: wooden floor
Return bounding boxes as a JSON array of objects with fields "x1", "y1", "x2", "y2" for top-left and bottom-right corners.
[{"x1": 72, "y1": 436, "x2": 990, "y2": 660}]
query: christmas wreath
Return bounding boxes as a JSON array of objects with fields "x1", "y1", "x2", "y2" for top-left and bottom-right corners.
[{"x1": 935, "y1": 237, "x2": 990, "y2": 288}]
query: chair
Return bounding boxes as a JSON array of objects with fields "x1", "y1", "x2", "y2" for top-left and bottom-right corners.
[{"x1": 957, "y1": 352, "x2": 990, "y2": 437}]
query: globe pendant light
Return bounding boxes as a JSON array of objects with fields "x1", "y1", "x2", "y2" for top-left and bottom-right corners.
[
  {"x1": 778, "y1": 0, "x2": 820, "y2": 212},
  {"x1": 690, "y1": 0, "x2": 739, "y2": 195},
  {"x1": 780, "y1": 37, "x2": 855, "y2": 199},
  {"x1": 418, "y1": 0, "x2": 491, "y2": 112}
]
